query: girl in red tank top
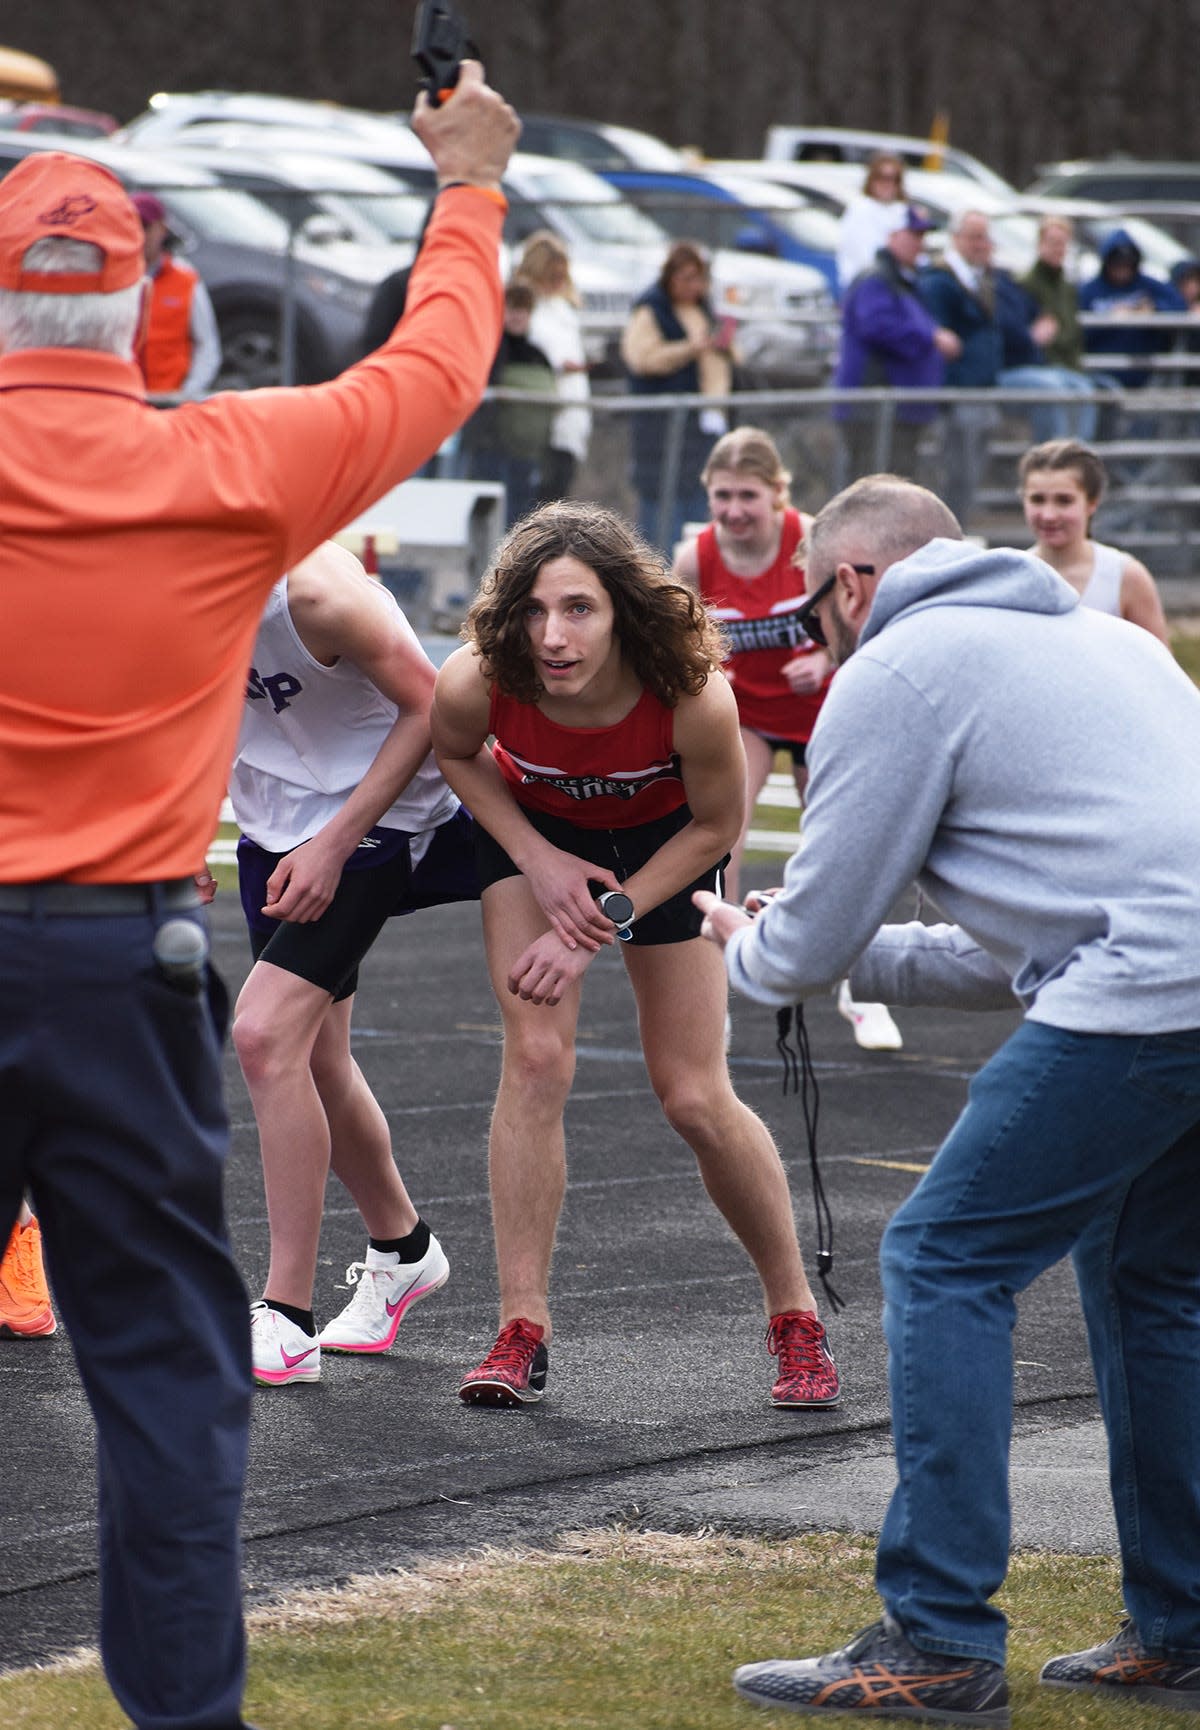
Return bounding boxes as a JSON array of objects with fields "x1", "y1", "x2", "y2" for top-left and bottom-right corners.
[
  {"x1": 678, "y1": 428, "x2": 903, "y2": 1055},
  {"x1": 675, "y1": 427, "x2": 832, "y2": 906},
  {"x1": 431, "y1": 501, "x2": 837, "y2": 1411}
]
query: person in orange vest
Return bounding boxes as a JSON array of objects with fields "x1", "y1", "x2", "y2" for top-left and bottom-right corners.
[{"x1": 132, "y1": 190, "x2": 221, "y2": 397}]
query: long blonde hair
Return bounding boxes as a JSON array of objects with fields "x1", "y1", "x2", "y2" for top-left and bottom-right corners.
[
  {"x1": 701, "y1": 425, "x2": 792, "y2": 508},
  {"x1": 516, "y1": 229, "x2": 580, "y2": 307}
]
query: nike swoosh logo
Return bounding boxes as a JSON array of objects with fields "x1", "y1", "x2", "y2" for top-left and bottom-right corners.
[
  {"x1": 385, "y1": 1280, "x2": 419, "y2": 1318},
  {"x1": 280, "y1": 1343, "x2": 318, "y2": 1368}
]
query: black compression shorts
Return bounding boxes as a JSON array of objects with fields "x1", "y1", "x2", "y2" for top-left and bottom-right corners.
[{"x1": 240, "y1": 808, "x2": 479, "y2": 1001}]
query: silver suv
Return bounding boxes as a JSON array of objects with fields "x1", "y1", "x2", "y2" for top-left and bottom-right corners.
[{"x1": 1029, "y1": 161, "x2": 1200, "y2": 254}]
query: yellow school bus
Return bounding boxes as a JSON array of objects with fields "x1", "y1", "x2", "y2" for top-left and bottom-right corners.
[{"x1": 0, "y1": 46, "x2": 59, "y2": 104}]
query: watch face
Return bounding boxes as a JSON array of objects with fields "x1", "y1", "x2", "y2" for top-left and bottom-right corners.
[{"x1": 601, "y1": 890, "x2": 635, "y2": 926}]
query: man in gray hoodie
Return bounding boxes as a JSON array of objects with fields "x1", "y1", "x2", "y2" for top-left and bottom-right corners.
[{"x1": 698, "y1": 475, "x2": 1200, "y2": 1725}]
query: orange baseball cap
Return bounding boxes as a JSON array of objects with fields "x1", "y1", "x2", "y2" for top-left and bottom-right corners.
[{"x1": 0, "y1": 151, "x2": 145, "y2": 294}]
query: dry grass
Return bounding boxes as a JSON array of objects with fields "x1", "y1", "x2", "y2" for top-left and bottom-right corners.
[{"x1": 0, "y1": 1527, "x2": 1188, "y2": 1729}]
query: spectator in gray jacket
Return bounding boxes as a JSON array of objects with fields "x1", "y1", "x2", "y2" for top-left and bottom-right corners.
[{"x1": 698, "y1": 475, "x2": 1200, "y2": 1725}]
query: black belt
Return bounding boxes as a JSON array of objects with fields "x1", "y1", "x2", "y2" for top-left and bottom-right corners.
[{"x1": 0, "y1": 879, "x2": 201, "y2": 916}]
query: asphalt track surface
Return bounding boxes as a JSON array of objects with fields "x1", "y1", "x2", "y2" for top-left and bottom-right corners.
[{"x1": 0, "y1": 872, "x2": 1115, "y2": 1676}]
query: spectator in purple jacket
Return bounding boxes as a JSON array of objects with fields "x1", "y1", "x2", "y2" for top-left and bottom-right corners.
[{"x1": 834, "y1": 206, "x2": 960, "y2": 481}]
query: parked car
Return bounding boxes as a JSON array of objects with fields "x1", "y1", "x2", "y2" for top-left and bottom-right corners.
[
  {"x1": 164, "y1": 141, "x2": 430, "y2": 251},
  {"x1": 1029, "y1": 159, "x2": 1200, "y2": 205},
  {"x1": 510, "y1": 114, "x2": 684, "y2": 172},
  {"x1": 167, "y1": 123, "x2": 838, "y2": 379},
  {"x1": 117, "y1": 90, "x2": 402, "y2": 149},
  {"x1": 498, "y1": 154, "x2": 839, "y2": 380},
  {"x1": 0, "y1": 132, "x2": 390, "y2": 388},
  {"x1": 160, "y1": 122, "x2": 641, "y2": 367},
  {"x1": 762, "y1": 124, "x2": 1016, "y2": 197},
  {"x1": 0, "y1": 101, "x2": 116, "y2": 137},
  {"x1": 127, "y1": 95, "x2": 688, "y2": 178},
  {"x1": 722, "y1": 159, "x2": 1039, "y2": 276},
  {"x1": 1027, "y1": 161, "x2": 1200, "y2": 254},
  {"x1": 600, "y1": 164, "x2": 841, "y2": 293}
]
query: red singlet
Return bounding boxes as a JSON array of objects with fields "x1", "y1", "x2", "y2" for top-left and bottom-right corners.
[
  {"x1": 489, "y1": 684, "x2": 687, "y2": 829},
  {"x1": 696, "y1": 508, "x2": 829, "y2": 742}
]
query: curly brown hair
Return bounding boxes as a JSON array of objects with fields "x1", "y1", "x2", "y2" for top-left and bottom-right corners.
[{"x1": 464, "y1": 501, "x2": 725, "y2": 707}]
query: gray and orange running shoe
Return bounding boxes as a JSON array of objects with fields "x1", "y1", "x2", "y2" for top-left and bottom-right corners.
[
  {"x1": 1040, "y1": 1620, "x2": 1200, "y2": 1710},
  {"x1": 734, "y1": 1614, "x2": 1010, "y2": 1724}
]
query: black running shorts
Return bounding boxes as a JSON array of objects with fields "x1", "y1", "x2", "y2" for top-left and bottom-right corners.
[{"x1": 473, "y1": 802, "x2": 726, "y2": 946}]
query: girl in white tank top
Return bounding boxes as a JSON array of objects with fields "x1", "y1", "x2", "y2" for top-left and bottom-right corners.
[{"x1": 1018, "y1": 437, "x2": 1171, "y2": 645}]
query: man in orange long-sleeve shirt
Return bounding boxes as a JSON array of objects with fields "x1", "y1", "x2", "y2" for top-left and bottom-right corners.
[{"x1": 0, "y1": 64, "x2": 516, "y2": 1730}]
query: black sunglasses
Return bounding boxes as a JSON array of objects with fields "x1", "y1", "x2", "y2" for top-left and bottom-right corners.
[{"x1": 795, "y1": 565, "x2": 875, "y2": 649}]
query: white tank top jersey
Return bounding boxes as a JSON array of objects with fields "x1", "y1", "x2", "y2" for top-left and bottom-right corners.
[
  {"x1": 230, "y1": 576, "x2": 458, "y2": 853},
  {"x1": 1079, "y1": 541, "x2": 1124, "y2": 616}
]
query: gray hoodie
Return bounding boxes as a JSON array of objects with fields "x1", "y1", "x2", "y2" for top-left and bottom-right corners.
[{"x1": 726, "y1": 537, "x2": 1200, "y2": 1034}]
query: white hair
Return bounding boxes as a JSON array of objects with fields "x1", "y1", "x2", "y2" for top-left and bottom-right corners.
[
  {"x1": 950, "y1": 208, "x2": 990, "y2": 239},
  {"x1": 0, "y1": 237, "x2": 143, "y2": 358}
]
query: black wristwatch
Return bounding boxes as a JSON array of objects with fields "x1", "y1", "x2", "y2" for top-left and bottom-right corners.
[{"x1": 596, "y1": 889, "x2": 635, "y2": 940}]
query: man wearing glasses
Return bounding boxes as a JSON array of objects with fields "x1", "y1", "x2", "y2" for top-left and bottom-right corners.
[{"x1": 697, "y1": 473, "x2": 1200, "y2": 1723}]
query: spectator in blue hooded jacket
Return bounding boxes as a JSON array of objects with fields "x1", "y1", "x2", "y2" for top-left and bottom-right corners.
[{"x1": 1078, "y1": 229, "x2": 1186, "y2": 388}]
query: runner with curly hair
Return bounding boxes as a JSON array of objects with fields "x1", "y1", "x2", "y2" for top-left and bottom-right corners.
[{"x1": 432, "y1": 501, "x2": 840, "y2": 1410}]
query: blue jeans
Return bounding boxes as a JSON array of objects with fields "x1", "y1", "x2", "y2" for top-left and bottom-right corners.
[
  {"x1": 997, "y1": 365, "x2": 1099, "y2": 442},
  {"x1": 876, "y1": 1019, "x2": 1200, "y2": 1665}
]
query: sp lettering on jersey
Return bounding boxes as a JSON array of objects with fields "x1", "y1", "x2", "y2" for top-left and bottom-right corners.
[{"x1": 246, "y1": 667, "x2": 304, "y2": 714}]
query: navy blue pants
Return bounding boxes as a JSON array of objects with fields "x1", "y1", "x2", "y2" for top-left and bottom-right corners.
[{"x1": 0, "y1": 896, "x2": 253, "y2": 1730}]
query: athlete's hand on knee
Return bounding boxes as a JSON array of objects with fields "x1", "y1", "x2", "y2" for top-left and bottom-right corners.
[
  {"x1": 508, "y1": 931, "x2": 594, "y2": 1005},
  {"x1": 262, "y1": 839, "x2": 343, "y2": 924},
  {"x1": 524, "y1": 846, "x2": 622, "y2": 953}
]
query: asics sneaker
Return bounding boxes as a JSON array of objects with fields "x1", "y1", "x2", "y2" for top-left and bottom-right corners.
[
  {"x1": 767, "y1": 1309, "x2": 841, "y2": 1407},
  {"x1": 838, "y1": 980, "x2": 903, "y2": 1051},
  {"x1": 1040, "y1": 1620, "x2": 1200, "y2": 1708},
  {"x1": 320, "y1": 1235, "x2": 449, "y2": 1353},
  {"x1": 250, "y1": 1300, "x2": 320, "y2": 1386},
  {"x1": 0, "y1": 1214, "x2": 57, "y2": 1339},
  {"x1": 734, "y1": 1614, "x2": 1010, "y2": 1724},
  {"x1": 459, "y1": 1317, "x2": 548, "y2": 1406}
]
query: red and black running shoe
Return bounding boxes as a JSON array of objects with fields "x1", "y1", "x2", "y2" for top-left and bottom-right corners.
[
  {"x1": 459, "y1": 1317, "x2": 549, "y2": 1406},
  {"x1": 767, "y1": 1308, "x2": 841, "y2": 1408}
]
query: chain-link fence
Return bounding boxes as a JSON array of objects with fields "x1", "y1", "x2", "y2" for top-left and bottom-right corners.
[
  {"x1": 457, "y1": 380, "x2": 1200, "y2": 571},
  {"x1": 132, "y1": 176, "x2": 1200, "y2": 605}
]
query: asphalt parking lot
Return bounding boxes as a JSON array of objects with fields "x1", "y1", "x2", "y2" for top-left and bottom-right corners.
[{"x1": 0, "y1": 872, "x2": 1111, "y2": 1674}]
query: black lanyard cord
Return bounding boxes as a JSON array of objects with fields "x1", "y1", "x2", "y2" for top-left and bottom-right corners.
[{"x1": 776, "y1": 1003, "x2": 845, "y2": 1314}]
